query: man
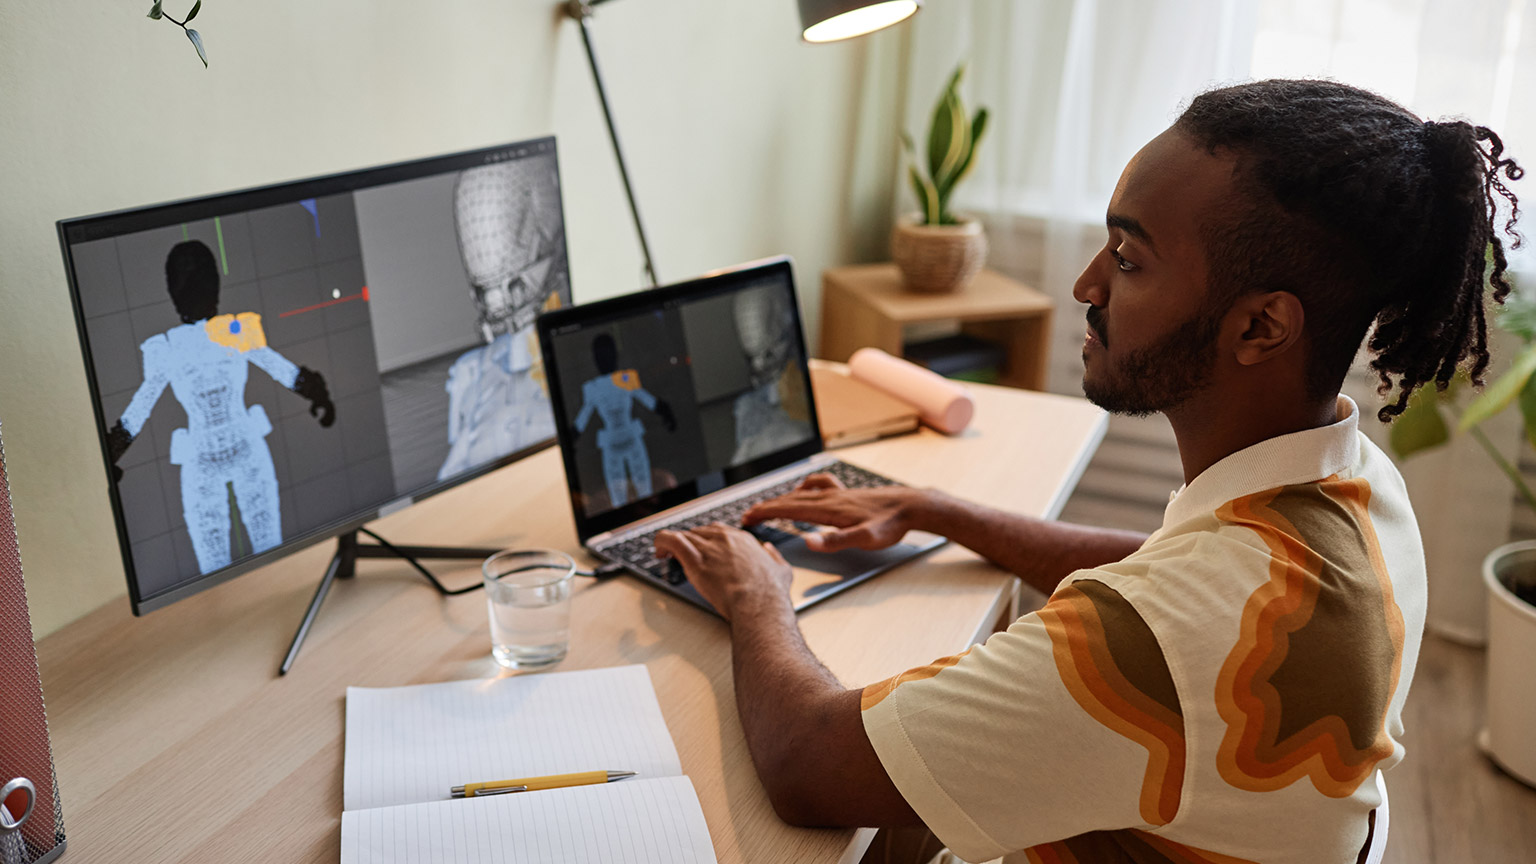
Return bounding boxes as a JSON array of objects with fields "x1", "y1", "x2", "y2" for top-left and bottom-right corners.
[
  {"x1": 654, "y1": 80, "x2": 1524, "y2": 862},
  {"x1": 107, "y1": 239, "x2": 335, "y2": 574}
]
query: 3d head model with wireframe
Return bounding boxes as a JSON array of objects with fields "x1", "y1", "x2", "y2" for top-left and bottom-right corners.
[
  {"x1": 729, "y1": 286, "x2": 810, "y2": 465},
  {"x1": 435, "y1": 160, "x2": 569, "y2": 481},
  {"x1": 105, "y1": 239, "x2": 335, "y2": 575}
]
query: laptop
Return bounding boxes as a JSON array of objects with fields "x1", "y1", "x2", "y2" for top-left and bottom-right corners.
[{"x1": 536, "y1": 256, "x2": 945, "y2": 614}]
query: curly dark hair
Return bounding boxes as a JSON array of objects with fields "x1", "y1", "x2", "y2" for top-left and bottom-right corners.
[{"x1": 1174, "y1": 79, "x2": 1523, "y2": 422}]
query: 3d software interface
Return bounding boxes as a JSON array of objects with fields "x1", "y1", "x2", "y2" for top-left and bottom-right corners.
[
  {"x1": 66, "y1": 144, "x2": 570, "y2": 600},
  {"x1": 547, "y1": 275, "x2": 815, "y2": 519}
]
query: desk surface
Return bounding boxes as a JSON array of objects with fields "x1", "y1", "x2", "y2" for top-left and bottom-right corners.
[{"x1": 36, "y1": 383, "x2": 1106, "y2": 864}]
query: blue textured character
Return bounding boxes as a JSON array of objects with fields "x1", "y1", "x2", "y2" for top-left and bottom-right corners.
[
  {"x1": 573, "y1": 334, "x2": 676, "y2": 508},
  {"x1": 106, "y1": 241, "x2": 335, "y2": 574}
]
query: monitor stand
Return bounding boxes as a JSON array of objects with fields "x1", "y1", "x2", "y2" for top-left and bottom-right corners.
[{"x1": 279, "y1": 529, "x2": 499, "y2": 675}]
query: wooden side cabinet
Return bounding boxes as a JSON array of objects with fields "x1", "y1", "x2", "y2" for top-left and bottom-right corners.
[{"x1": 819, "y1": 264, "x2": 1055, "y2": 390}]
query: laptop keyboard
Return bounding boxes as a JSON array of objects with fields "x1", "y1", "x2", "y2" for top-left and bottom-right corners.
[{"x1": 595, "y1": 461, "x2": 897, "y2": 586}]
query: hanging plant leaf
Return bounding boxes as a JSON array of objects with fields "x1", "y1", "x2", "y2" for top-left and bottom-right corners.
[
  {"x1": 186, "y1": 28, "x2": 207, "y2": 67},
  {"x1": 147, "y1": 0, "x2": 164, "y2": 20},
  {"x1": 1389, "y1": 385, "x2": 1450, "y2": 460},
  {"x1": 1461, "y1": 342, "x2": 1536, "y2": 430},
  {"x1": 186, "y1": 0, "x2": 201, "y2": 23}
]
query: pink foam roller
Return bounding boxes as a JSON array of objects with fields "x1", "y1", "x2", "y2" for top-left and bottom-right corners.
[{"x1": 847, "y1": 347, "x2": 975, "y2": 435}]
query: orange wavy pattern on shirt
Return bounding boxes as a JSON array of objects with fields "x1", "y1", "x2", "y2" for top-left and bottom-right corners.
[
  {"x1": 1024, "y1": 830, "x2": 1258, "y2": 864},
  {"x1": 1039, "y1": 586, "x2": 1185, "y2": 826},
  {"x1": 1214, "y1": 477, "x2": 1405, "y2": 797},
  {"x1": 859, "y1": 648, "x2": 972, "y2": 711}
]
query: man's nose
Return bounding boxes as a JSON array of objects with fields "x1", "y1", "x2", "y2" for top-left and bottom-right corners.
[{"x1": 1072, "y1": 251, "x2": 1109, "y2": 307}]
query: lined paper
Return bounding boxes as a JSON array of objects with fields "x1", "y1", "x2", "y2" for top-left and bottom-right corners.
[
  {"x1": 344, "y1": 665, "x2": 682, "y2": 812},
  {"x1": 340, "y1": 776, "x2": 717, "y2": 864}
]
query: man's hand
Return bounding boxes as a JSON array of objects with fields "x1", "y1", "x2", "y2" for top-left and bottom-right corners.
[
  {"x1": 654, "y1": 524, "x2": 791, "y2": 619},
  {"x1": 743, "y1": 473, "x2": 929, "y2": 553}
]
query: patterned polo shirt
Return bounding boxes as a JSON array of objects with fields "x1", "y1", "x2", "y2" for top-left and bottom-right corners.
[{"x1": 861, "y1": 396, "x2": 1426, "y2": 863}]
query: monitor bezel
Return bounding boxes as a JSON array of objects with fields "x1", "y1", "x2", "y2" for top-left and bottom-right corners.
[
  {"x1": 58, "y1": 137, "x2": 565, "y2": 615},
  {"x1": 537, "y1": 256, "x2": 824, "y2": 544}
]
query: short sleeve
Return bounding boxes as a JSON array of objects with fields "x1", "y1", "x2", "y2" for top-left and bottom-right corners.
[{"x1": 860, "y1": 578, "x2": 1186, "y2": 862}]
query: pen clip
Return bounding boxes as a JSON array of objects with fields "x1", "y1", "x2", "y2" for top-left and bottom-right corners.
[{"x1": 450, "y1": 784, "x2": 529, "y2": 798}]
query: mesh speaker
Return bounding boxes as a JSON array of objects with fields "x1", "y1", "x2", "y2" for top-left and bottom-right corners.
[{"x1": 0, "y1": 426, "x2": 65, "y2": 863}]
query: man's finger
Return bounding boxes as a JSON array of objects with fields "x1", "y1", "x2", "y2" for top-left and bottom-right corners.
[
  {"x1": 798, "y1": 473, "x2": 844, "y2": 491},
  {"x1": 806, "y1": 525, "x2": 876, "y2": 553},
  {"x1": 654, "y1": 530, "x2": 703, "y2": 570},
  {"x1": 743, "y1": 498, "x2": 859, "y2": 527},
  {"x1": 761, "y1": 542, "x2": 788, "y2": 566}
]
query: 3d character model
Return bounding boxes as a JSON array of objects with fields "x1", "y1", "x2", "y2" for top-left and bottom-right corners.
[
  {"x1": 730, "y1": 287, "x2": 811, "y2": 465},
  {"x1": 438, "y1": 160, "x2": 569, "y2": 481},
  {"x1": 574, "y1": 333, "x2": 677, "y2": 508},
  {"x1": 106, "y1": 240, "x2": 335, "y2": 574}
]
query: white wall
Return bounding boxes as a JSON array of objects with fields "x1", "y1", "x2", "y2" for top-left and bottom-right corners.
[{"x1": 0, "y1": 0, "x2": 901, "y2": 636}]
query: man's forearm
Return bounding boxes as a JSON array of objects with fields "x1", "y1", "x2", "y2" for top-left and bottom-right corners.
[
  {"x1": 724, "y1": 591, "x2": 921, "y2": 827},
  {"x1": 914, "y1": 491, "x2": 1148, "y2": 595},
  {"x1": 729, "y1": 592, "x2": 842, "y2": 802}
]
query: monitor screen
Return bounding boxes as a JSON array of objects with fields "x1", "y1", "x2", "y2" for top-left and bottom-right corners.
[
  {"x1": 59, "y1": 137, "x2": 571, "y2": 613},
  {"x1": 539, "y1": 259, "x2": 821, "y2": 541}
]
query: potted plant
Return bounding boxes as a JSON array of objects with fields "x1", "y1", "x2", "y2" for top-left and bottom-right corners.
[
  {"x1": 893, "y1": 65, "x2": 990, "y2": 293},
  {"x1": 1391, "y1": 290, "x2": 1536, "y2": 786}
]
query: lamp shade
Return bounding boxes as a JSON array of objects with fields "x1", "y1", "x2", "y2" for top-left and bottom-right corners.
[{"x1": 800, "y1": 0, "x2": 920, "y2": 43}]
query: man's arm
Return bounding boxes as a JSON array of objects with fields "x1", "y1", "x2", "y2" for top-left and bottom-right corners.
[
  {"x1": 744, "y1": 475, "x2": 1147, "y2": 596},
  {"x1": 653, "y1": 525, "x2": 921, "y2": 828}
]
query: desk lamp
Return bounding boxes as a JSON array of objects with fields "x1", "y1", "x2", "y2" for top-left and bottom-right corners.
[{"x1": 562, "y1": 0, "x2": 921, "y2": 288}]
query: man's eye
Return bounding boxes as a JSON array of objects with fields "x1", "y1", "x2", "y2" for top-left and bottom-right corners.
[{"x1": 1110, "y1": 248, "x2": 1137, "y2": 272}]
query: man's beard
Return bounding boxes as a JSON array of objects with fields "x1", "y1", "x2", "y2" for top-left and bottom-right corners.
[{"x1": 1081, "y1": 306, "x2": 1223, "y2": 417}]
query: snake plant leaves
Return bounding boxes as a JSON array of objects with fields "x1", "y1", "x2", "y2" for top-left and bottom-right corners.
[
  {"x1": 147, "y1": 0, "x2": 164, "y2": 20},
  {"x1": 186, "y1": 0, "x2": 201, "y2": 22},
  {"x1": 1461, "y1": 342, "x2": 1536, "y2": 431},
  {"x1": 942, "y1": 107, "x2": 990, "y2": 205},
  {"x1": 186, "y1": 27, "x2": 207, "y2": 67}
]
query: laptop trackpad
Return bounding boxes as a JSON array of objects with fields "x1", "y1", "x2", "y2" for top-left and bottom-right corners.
[{"x1": 750, "y1": 526, "x2": 945, "y2": 607}]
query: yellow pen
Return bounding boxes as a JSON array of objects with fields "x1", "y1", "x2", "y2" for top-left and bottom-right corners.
[{"x1": 450, "y1": 770, "x2": 636, "y2": 798}]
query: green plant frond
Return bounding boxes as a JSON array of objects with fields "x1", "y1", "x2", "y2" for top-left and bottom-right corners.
[
  {"x1": 927, "y1": 90, "x2": 964, "y2": 189},
  {"x1": 942, "y1": 107, "x2": 991, "y2": 202},
  {"x1": 1461, "y1": 342, "x2": 1536, "y2": 430},
  {"x1": 1496, "y1": 293, "x2": 1536, "y2": 343},
  {"x1": 1389, "y1": 385, "x2": 1451, "y2": 460},
  {"x1": 1520, "y1": 374, "x2": 1536, "y2": 449},
  {"x1": 908, "y1": 164, "x2": 940, "y2": 225}
]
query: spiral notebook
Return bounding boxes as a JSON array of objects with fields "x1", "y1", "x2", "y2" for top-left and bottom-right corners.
[{"x1": 340, "y1": 665, "x2": 716, "y2": 864}]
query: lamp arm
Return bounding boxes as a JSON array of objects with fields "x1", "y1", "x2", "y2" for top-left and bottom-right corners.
[{"x1": 565, "y1": 0, "x2": 661, "y2": 288}]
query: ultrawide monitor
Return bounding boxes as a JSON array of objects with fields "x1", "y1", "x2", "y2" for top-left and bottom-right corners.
[{"x1": 59, "y1": 137, "x2": 571, "y2": 614}]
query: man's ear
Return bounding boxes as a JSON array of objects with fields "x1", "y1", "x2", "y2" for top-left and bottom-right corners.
[{"x1": 1229, "y1": 291, "x2": 1304, "y2": 366}]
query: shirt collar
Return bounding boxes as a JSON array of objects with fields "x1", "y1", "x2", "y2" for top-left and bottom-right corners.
[{"x1": 1162, "y1": 395, "x2": 1361, "y2": 530}]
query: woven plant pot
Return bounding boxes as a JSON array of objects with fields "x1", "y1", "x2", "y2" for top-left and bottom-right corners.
[{"x1": 892, "y1": 215, "x2": 988, "y2": 293}]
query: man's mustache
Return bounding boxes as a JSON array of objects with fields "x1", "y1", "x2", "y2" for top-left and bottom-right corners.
[{"x1": 1086, "y1": 307, "x2": 1108, "y2": 348}]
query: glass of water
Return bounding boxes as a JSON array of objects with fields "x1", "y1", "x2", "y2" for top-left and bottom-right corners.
[{"x1": 483, "y1": 549, "x2": 575, "y2": 670}]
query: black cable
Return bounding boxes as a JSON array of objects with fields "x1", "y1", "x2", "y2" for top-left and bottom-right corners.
[
  {"x1": 358, "y1": 526, "x2": 483, "y2": 596},
  {"x1": 357, "y1": 526, "x2": 627, "y2": 592}
]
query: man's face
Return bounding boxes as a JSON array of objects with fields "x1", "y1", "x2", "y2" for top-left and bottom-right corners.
[{"x1": 1073, "y1": 128, "x2": 1238, "y2": 416}]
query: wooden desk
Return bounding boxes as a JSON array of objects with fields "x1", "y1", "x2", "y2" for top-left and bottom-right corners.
[
  {"x1": 819, "y1": 265, "x2": 1055, "y2": 390},
  {"x1": 35, "y1": 384, "x2": 1106, "y2": 864}
]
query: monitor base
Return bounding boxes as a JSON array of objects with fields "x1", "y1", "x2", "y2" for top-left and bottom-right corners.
[{"x1": 278, "y1": 529, "x2": 499, "y2": 676}]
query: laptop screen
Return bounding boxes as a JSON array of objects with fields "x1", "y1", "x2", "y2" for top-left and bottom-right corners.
[{"x1": 537, "y1": 257, "x2": 822, "y2": 541}]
